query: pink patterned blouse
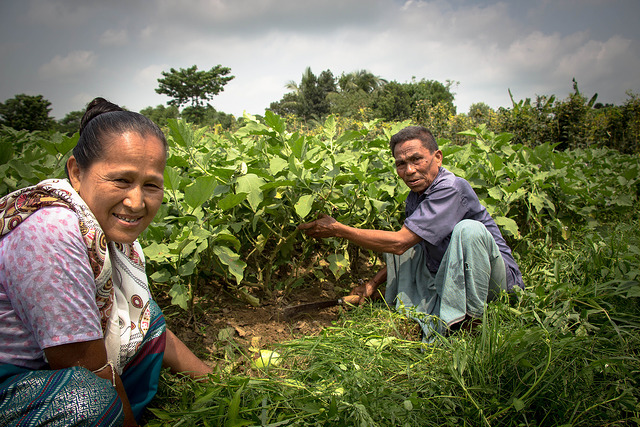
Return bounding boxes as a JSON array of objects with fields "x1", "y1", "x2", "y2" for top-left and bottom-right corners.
[{"x1": 0, "y1": 206, "x2": 103, "y2": 369}]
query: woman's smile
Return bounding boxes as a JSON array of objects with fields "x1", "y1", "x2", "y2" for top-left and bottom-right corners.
[{"x1": 68, "y1": 131, "x2": 166, "y2": 243}]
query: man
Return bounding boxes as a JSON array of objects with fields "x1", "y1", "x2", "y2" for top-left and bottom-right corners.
[{"x1": 298, "y1": 126, "x2": 523, "y2": 341}]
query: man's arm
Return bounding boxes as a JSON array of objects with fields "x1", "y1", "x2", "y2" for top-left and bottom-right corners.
[{"x1": 298, "y1": 214, "x2": 421, "y2": 255}]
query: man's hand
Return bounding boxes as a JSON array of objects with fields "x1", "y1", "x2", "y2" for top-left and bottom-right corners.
[
  {"x1": 350, "y1": 280, "x2": 380, "y2": 305},
  {"x1": 297, "y1": 214, "x2": 340, "y2": 238},
  {"x1": 350, "y1": 267, "x2": 387, "y2": 305}
]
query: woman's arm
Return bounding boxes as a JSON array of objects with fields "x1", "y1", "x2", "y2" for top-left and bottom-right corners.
[
  {"x1": 45, "y1": 340, "x2": 138, "y2": 427},
  {"x1": 162, "y1": 328, "x2": 213, "y2": 380}
]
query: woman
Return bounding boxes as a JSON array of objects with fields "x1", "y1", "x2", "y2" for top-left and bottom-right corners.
[{"x1": 0, "y1": 98, "x2": 212, "y2": 426}]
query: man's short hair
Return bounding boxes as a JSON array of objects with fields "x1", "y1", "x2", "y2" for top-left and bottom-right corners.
[{"x1": 390, "y1": 126, "x2": 438, "y2": 155}]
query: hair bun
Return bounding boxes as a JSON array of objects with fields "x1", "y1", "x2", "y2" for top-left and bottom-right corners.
[{"x1": 79, "y1": 97, "x2": 124, "y2": 135}]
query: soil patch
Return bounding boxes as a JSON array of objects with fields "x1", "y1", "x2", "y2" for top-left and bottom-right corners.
[{"x1": 157, "y1": 275, "x2": 369, "y2": 367}]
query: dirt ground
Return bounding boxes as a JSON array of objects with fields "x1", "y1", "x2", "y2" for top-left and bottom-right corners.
[
  {"x1": 157, "y1": 265, "x2": 378, "y2": 366},
  {"x1": 151, "y1": 244, "x2": 405, "y2": 373}
]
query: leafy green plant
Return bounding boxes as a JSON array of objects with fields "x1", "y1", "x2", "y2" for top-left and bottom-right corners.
[{"x1": 0, "y1": 125, "x2": 76, "y2": 194}]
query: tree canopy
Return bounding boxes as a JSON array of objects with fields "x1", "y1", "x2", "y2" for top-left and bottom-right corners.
[
  {"x1": 139, "y1": 104, "x2": 180, "y2": 128},
  {"x1": 0, "y1": 94, "x2": 56, "y2": 131},
  {"x1": 156, "y1": 65, "x2": 235, "y2": 109},
  {"x1": 56, "y1": 109, "x2": 84, "y2": 136},
  {"x1": 269, "y1": 67, "x2": 456, "y2": 122}
]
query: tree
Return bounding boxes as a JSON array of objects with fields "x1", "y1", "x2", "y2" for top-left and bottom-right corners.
[
  {"x1": 139, "y1": 104, "x2": 180, "y2": 128},
  {"x1": 182, "y1": 105, "x2": 237, "y2": 129},
  {"x1": 299, "y1": 69, "x2": 335, "y2": 120},
  {"x1": 328, "y1": 70, "x2": 387, "y2": 117},
  {"x1": 269, "y1": 67, "x2": 336, "y2": 121},
  {"x1": 156, "y1": 65, "x2": 234, "y2": 112},
  {"x1": 56, "y1": 109, "x2": 84, "y2": 136},
  {"x1": 553, "y1": 78, "x2": 597, "y2": 150},
  {"x1": 337, "y1": 70, "x2": 387, "y2": 94},
  {"x1": 269, "y1": 92, "x2": 302, "y2": 118},
  {"x1": 370, "y1": 81, "x2": 413, "y2": 121},
  {"x1": 0, "y1": 94, "x2": 56, "y2": 131},
  {"x1": 371, "y1": 78, "x2": 456, "y2": 122},
  {"x1": 468, "y1": 102, "x2": 494, "y2": 125}
]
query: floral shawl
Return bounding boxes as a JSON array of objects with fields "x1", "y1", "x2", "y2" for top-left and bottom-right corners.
[{"x1": 0, "y1": 179, "x2": 151, "y2": 373}]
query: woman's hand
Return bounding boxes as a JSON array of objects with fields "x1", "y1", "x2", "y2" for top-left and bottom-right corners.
[{"x1": 45, "y1": 339, "x2": 138, "y2": 426}]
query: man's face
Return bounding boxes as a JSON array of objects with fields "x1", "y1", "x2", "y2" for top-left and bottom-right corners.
[{"x1": 393, "y1": 139, "x2": 442, "y2": 193}]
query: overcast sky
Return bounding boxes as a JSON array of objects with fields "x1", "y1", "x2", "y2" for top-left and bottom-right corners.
[{"x1": 1, "y1": 0, "x2": 639, "y2": 120}]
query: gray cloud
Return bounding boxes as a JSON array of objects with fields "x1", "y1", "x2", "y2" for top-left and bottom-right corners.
[
  {"x1": 100, "y1": 29, "x2": 129, "y2": 47},
  {"x1": 1, "y1": 0, "x2": 638, "y2": 119},
  {"x1": 38, "y1": 51, "x2": 97, "y2": 79}
]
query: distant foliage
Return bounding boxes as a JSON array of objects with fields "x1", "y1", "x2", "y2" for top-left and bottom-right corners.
[
  {"x1": 269, "y1": 67, "x2": 456, "y2": 125},
  {"x1": 140, "y1": 104, "x2": 180, "y2": 128},
  {"x1": 494, "y1": 80, "x2": 639, "y2": 154},
  {"x1": 0, "y1": 94, "x2": 56, "y2": 132},
  {"x1": 55, "y1": 109, "x2": 83, "y2": 136},
  {"x1": 156, "y1": 65, "x2": 235, "y2": 109}
]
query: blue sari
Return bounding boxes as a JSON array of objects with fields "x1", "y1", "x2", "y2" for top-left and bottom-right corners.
[{"x1": 0, "y1": 301, "x2": 166, "y2": 426}]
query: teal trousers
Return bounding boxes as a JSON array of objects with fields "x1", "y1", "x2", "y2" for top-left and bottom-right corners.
[{"x1": 385, "y1": 220, "x2": 507, "y2": 341}]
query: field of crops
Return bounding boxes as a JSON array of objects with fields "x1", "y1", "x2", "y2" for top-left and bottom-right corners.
[{"x1": 1, "y1": 113, "x2": 639, "y2": 426}]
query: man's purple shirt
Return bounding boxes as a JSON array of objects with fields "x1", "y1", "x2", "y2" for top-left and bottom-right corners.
[{"x1": 403, "y1": 167, "x2": 524, "y2": 291}]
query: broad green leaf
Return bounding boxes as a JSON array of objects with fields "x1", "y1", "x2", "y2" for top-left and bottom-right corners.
[
  {"x1": 218, "y1": 192, "x2": 247, "y2": 211},
  {"x1": 184, "y1": 175, "x2": 217, "y2": 210},
  {"x1": 529, "y1": 193, "x2": 545, "y2": 213},
  {"x1": 0, "y1": 141, "x2": 15, "y2": 164},
  {"x1": 236, "y1": 173, "x2": 266, "y2": 211},
  {"x1": 625, "y1": 283, "x2": 640, "y2": 298},
  {"x1": 488, "y1": 153, "x2": 504, "y2": 172},
  {"x1": 166, "y1": 119, "x2": 189, "y2": 148},
  {"x1": 213, "y1": 232, "x2": 242, "y2": 251},
  {"x1": 168, "y1": 283, "x2": 190, "y2": 310},
  {"x1": 295, "y1": 194, "x2": 315, "y2": 219},
  {"x1": 290, "y1": 134, "x2": 307, "y2": 160},
  {"x1": 504, "y1": 178, "x2": 526, "y2": 193},
  {"x1": 323, "y1": 115, "x2": 337, "y2": 141},
  {"x1": 178, "y1": 258, "x2": 197, "y2": 277},
  {"x1": 149, "y1": 268, "x2": 172, "y2": 283},
  {"x1": 163, "y1": 166, "x2": 182, "y2": 192},
  {"x1": 213, "y1": 245, "x2": 246, "y2": 284},
  {"x1": 269, "y1": 156, "x2": 289, "y2": 176},
  {"x1": 176, "y1": 238, "x2": 198, "y2": 258},
  {"x1": 369, "y1": 198, "x2": 390, "y2": 213},
  {"x1": 327, "y1": 253, "x2": 349, "y2": 279},
  {"x1": 513, "y1": 398, "x2": 525, "y2": 411},
  {"x1": 50, "y1": 132, "x2": 78, "y2": 156},
  {"x1": 494, "y1": 216, "x2": 520, "y2": 238},
  {"x1": 264, "y1": 110, "x2": 286, "y2": 134},
  {"x1": 488, "y1": 186, "x2": 503, "y2": 201},
  {"x1": 143, "y1": 242, "x2": 172, "y2": 263}
]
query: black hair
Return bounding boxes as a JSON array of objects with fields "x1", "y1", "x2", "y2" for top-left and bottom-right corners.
[
  {"x1": 66, "y1": 97, "x2": 167, "y2": 176},
  {"x1": 389, "y1": 126, "x2": 438, "y2": 155}
]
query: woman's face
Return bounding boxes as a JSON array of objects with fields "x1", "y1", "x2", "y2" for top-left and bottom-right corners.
[{"x1": 67, "y1": 131, "x2": 166, "y2": 243}]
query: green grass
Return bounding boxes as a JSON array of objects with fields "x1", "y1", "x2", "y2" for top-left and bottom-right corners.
[{"x1": 144, "y1": 222, "x2": 640, "y2": 426}]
